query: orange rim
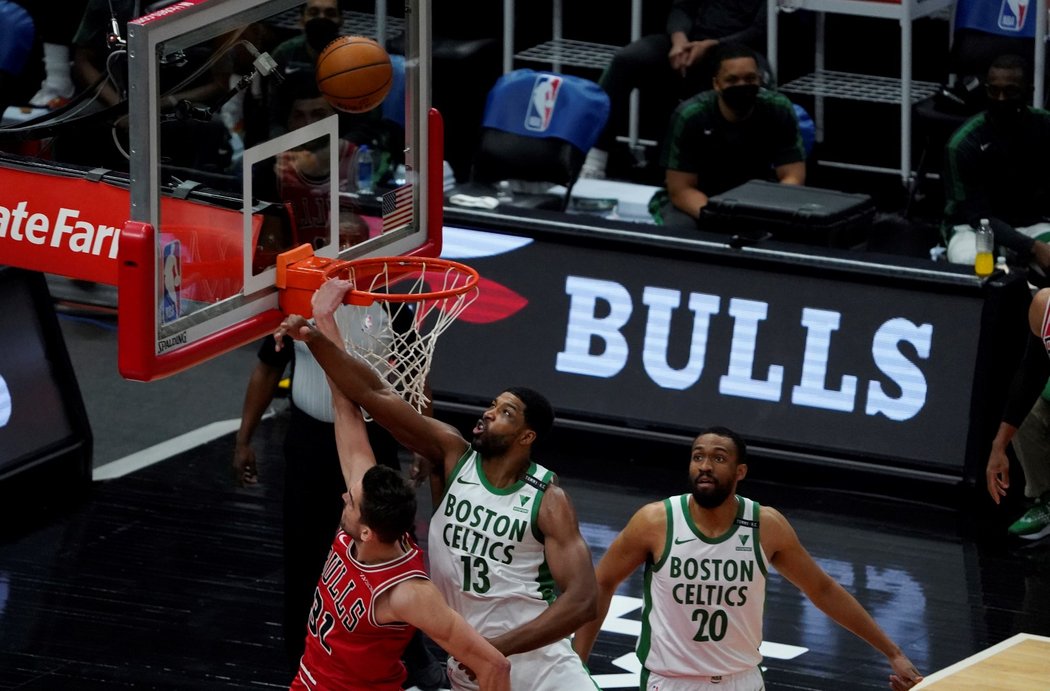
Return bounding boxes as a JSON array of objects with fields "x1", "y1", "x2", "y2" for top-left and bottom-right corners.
[{"x1": 344, "y1": 256, "x2": 479, "y2": 303}]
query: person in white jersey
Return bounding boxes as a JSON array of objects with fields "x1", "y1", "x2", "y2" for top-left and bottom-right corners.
[
  {"x1": 274, "y1": 280, "x2": 600, "y2": 691},
  {"x1": 574, "y1": 426, "x2": 925, "y2": 691}
]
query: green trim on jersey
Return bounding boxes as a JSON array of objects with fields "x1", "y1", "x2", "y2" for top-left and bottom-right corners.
[
  {"x1": 477, "y1": 457, "x2": 536, "y2": 496},
  {"x1": 529, "y1": 468, "x2": 554, "y2": 543},
  {"x1": 440, "y1": 446, "x2": 475, "y2": 504},
  {"x1": 753, "y1": 500, "x2": 767, "y2": 578},
  {"x1": 651, "y1": 498, "x2": 675, "y2": 571},
  {"x1": 637, "y1": 561, "x2": 657, "y2": 673},
  {"x1": 680, "y1": 494, "x2": 745, "y2": 544},
  {"x1": 536, "y1": 556, "x2": 557, "y2": 606}
]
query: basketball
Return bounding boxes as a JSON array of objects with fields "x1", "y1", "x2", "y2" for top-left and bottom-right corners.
[{"x1": 315, "y1": 36, "x2": 393, "y2": 113}]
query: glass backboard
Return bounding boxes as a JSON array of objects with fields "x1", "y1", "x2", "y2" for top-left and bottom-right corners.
[{"x1": 119, "y1": 0, "x2": 440, "y2": 380}]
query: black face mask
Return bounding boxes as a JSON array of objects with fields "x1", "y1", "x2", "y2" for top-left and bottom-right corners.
[
  {"x1": 721, "y1": 84, "x2": 760, "y2": 114},
  {"x1": 304, "y1": 18, "x2": 339, "y2": 52},
  {"x1": 987, "y1": 98, "x2": 1025, "y2": 127}
]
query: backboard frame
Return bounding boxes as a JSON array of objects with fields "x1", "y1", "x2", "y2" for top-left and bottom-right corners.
[{"x1": 117, "y1": 0, "x2": 442, "y2": 381}]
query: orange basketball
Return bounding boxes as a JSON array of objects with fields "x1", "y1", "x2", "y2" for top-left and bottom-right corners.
[{"x1": 315, "y1": 36, "x2": 393, "y2": 113}]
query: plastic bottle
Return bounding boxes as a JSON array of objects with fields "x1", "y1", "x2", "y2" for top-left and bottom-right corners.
[
  {"x1": 392, "y1": 163, "x2": 407, "y2": 187},
  {"x1": 974, "y1": 218, "x2": 994, "y2": 277},
  {"x1": 355, "y1": 145, "x2": 374, "y2": 195},
  {"x1": 495, "y1": 180, "x2": 514, "y2": 204},
  {"x1": 995, "y1": 254, "x2": 1009, "y2": 275}
]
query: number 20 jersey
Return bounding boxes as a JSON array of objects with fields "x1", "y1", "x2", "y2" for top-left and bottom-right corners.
[
  {"x1": 640, "y1": 494, "x2": 768, "y2": 680},
  {"x1": 427, "y1": 449, "x2": 555, "y2": 638}
]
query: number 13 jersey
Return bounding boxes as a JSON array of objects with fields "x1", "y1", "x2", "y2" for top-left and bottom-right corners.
[
  {"x1": 428, "y1": 449, "x2": 555, "y2": 636},
  {"x1": 640, "y1": 494, "x2": 768, "y2": 681}
]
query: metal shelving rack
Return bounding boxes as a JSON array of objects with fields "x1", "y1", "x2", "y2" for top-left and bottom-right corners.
[
  {"x1": 504, "y1": 0, "x2": 650, "y2": 152},
  {"x1": 767, "y1": 0, "x2": 955, "y2": 183},
  {"x1": 270, "y1": 8, "x2": 406, "y2": 48}
]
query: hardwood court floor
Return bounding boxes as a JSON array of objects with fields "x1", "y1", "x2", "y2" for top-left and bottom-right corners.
[{"x1": 2, "y1": 411, "x2": 1050, "y2": 690}]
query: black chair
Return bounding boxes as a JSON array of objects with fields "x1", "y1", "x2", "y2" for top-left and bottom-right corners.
[{"x1": 469, "y1": 69, "x2": 610, "y2": 211}]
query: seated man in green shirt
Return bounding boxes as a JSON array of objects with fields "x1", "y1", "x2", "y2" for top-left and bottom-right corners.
[{"x1": 654, "y1": 42, "x2": 805, "y2": 228}]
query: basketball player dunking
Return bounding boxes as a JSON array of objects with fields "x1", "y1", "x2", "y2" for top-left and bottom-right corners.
[
  {"x1": 276, "y1": 280, "x2": 599, "y2": 691},
  {"x1": 286, "y1": 281, "x2": 510, "y2": 691},
  {"x1": 574, "y1": 426, "x2": 924, "y2": 691}
]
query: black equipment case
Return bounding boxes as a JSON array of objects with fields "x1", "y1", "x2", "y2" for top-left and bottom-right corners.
[{"x1": 700, "y1": 180, "x2": 876, "y2": 248}]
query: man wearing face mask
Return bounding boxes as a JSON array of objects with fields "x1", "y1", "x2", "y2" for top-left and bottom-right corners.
[
  {"x1": 655, "y1": 42, "x2": 805, "y2": 228},
  {"x1": 267, "y1": 0, "x2": 342, "y2": 137},
  {"x1": 943, "y1": 54, "x2": 1050, "y2": 272}
]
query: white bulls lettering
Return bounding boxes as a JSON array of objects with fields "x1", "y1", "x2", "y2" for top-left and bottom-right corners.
[
  {"x1": 555, "y1": 275, "x2": 932, "y2": 420},
  {"x1": 0, "y1": 373, "x2": 10, "y2": 428}
]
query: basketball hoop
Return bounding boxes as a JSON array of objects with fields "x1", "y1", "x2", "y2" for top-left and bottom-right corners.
[{"x1": 337, "y1": 256, "x2": 480, "y2": 413}]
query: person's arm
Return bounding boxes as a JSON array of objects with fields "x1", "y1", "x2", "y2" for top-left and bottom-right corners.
[
  {"x1": 770, "y1": 96, "x2": 807, "y2": 185},
  {"x1": 233, "y1": 338, "x2": 290, "y2": 485},
  {"x1": 383, "y1": 579, "x2": 511, "y2": 691},
  {"x1": 275, "y1": 312, "x2": 469, "y2": 474},
  {"x1": 775, "y1": 161, "x2": 805, "y2": 186},
  {"x1": 763, "y1": 507, "x2": 923, "y2": 690},
  {"x1": 487, "y1": 483, "x2": 598, "y2": 656},
  {"x1": 574, "y1": 501, "x2": 664, "y2": 661},
  {"x1": 989, "y1": 330, "x2": 1050, "y2": 502},
  {"x1": 73, "y1": 46, "x2": 123, "y2": 107},
  {"x1": 666, "y1": 169, "x2": 708, "y2": 219},
  {"x1": 310, "y1": 280, "x2": 377, "y2": 489},
  {"x1": 666, "y1": 0, "x2": 697, "y2": 37}
]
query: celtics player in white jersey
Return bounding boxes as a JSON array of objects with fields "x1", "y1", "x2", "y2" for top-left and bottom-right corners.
[
  {"x1": 575, "y1": 427, "x2": 925, "y2": 691},
  {"x1": 275, "y1": 282, "x2": 599, "y2": 691}
]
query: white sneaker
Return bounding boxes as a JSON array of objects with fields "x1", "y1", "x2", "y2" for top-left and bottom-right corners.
[{"x1": 29, "y1": 83, "x2": 74, "y2": 109}]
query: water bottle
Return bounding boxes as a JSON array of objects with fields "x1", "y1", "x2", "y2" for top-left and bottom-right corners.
[
  {"x1": 495, "y1": 180, "x2": 514, "y2": 205},
  {"x1": 974, "y1": 218, "x2": 994, "y2": 277},
  {"x1": 355, "y1": 145, "x2": 374, "y2": 195}
]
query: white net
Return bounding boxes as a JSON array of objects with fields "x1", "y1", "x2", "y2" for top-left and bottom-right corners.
[{"x1": 338, "y1": 258, "x2": 479, "y2": 412}]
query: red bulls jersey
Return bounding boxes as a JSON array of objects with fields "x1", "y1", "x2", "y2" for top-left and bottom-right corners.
[{"x1": 292, "y1": 530, "x2": 427, "y2": 691}]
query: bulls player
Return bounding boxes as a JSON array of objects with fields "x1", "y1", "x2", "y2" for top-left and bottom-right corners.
[{"x1": 285, "y1": 280, "x2": 510, "y2": 691}]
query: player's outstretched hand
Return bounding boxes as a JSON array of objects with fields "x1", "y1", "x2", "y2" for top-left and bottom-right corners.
[
  {"x1": 312, "y1": 278, "x2": 353, "y2": 321},
  {"x1": 888, "y1": 652, "x2": 923, "y2": 690},
  {"x1": 274, "y1": 315, "x2": 313, "y2": 349}
]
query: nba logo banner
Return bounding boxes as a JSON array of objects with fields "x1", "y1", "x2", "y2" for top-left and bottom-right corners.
[
  {"x1": 999, "y1": 0, "x2": 1029, "y2": 31},
  {"x1": 162, "y1": 239, "x2": 181, "y2": 324},
  {"x1": 525, "y1": 74, "x2": 563, "y2": 132}
]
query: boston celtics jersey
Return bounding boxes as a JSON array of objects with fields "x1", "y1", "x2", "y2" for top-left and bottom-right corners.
[
  {"x1": 639, "y1": 494, "x2": 767, "y2": 682},
  {"x1": 428, "y1": 449, "x2": 596, "y2": 691},
  {"x1": 428, "y1": 449, "x2": 556, "y2": 636}
]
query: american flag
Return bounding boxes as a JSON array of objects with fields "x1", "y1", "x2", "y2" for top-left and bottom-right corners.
[{"x1": 382, "y1": 183, "x2": 414, "y2": 231}]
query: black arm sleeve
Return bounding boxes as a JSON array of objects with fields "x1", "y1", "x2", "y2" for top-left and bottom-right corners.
[{"x1": 1002, "y1": 333, "x2": 1050, "y2": 428}]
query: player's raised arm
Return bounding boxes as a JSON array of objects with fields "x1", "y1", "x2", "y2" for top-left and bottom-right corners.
[
  {"x1": 574, "y1": 501, "x2": 665, "y2": 661},
  {"x1": 383, "y1": 579, "x2": 512, "y2": 691},
  {"x1": 309, "y1": 279, "x2": 377, "y2": 490},
  {"x1": 276, "y1": 310, "x2": 467, "y2": 470},
  {"x1": 762, "y1": 506, "x2": 924, "y2": 690}
]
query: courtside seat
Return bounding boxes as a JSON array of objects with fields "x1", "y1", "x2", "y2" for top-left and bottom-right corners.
[{"x1": 470, "y1": 69, "x2": 610, "y2": 211}]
